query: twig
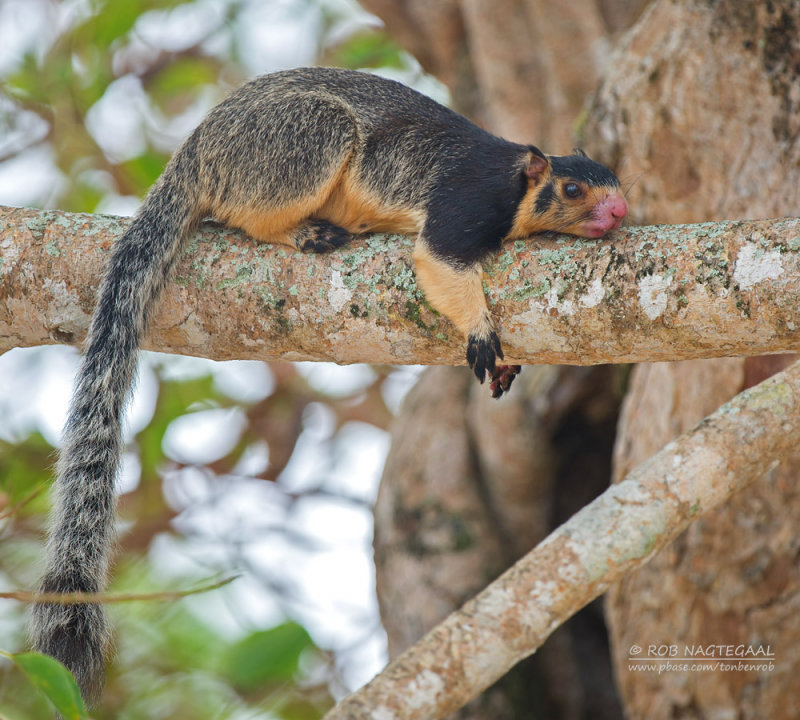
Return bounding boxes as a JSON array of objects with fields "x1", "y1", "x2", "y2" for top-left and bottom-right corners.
[{"x1": 1, "y1": 576, "x2": 238, "y2": 605}]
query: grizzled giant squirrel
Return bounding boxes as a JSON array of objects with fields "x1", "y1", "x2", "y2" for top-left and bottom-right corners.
[{"x1": 31, "y1": 66, "x2": 627, "y2": 704}]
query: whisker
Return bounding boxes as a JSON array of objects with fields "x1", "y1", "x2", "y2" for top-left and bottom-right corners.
[{"x1": 619, "y1": 172, "x2": 643, "y2": 197}]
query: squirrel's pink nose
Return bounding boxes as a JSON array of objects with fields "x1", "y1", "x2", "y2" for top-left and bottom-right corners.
[
  {"x1": 609, "y1": 193, "x2": 628, "y2": 220},
  {"x1": 581, "y1": 191, "x2": 628, "y2": 237}
]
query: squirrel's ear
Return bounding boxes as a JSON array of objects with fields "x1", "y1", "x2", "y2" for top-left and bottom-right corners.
[{"x1": 525, "y1": 146, "x2": 550, "y2": 183}]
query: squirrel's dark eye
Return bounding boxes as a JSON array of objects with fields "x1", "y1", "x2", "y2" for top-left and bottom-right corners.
[{"x1": 564, "y1": 182, "x2": 582, "y2": 199}]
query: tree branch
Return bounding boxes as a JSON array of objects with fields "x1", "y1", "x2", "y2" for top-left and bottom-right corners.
[
  {"x1": 2, "y1": 204, "x2": 800, "y2": 365},
  {"x1": 324, "y1": 359, "x2": 800, "y2": 720}
]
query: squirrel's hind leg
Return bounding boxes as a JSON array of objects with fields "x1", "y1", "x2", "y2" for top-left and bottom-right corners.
[{"x1": 292, "y1": 219, "x2": 352, "y2": 253}]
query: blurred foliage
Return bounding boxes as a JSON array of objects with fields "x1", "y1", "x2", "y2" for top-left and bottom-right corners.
[
  {"x1": 0, "y1": 0, "x2": 410, "y2": 717},
  {"x1": 0, "y1": 0, "x2": 408, "y2": 212},
  {"x1": 321, "y1": 29, "x2": 404, "y2": 70},
  {"x1": 0, "y1": 355, "x2": 399, "y2": 718}
]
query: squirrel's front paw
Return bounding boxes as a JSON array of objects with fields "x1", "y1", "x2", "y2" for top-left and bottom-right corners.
[
  {"x1": 489, "y1": 365, "x2": 522, "y2": 398},
  {"x1": 466, "y1": 331, "x2": 503, "y2": 384}
]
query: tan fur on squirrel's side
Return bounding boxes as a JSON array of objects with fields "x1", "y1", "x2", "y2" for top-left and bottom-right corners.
[{"x1": 30, "y1": 66, "x2": 627, "y2": 705}]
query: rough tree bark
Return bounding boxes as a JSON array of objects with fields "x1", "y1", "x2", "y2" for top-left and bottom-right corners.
[
  {"x1": 3, "y1": 205, "x2": 800, "y2": 365},
  {"x1": 361, "y1": 0, "x2": 650, "y2": 147},
  {"x1": 582, "y1": 1, "x2": 800, "y2": 717}
]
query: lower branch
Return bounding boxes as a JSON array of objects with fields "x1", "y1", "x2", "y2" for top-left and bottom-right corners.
[{"x1": 324, "y1": 360, "x2": 800, "y2": 720}]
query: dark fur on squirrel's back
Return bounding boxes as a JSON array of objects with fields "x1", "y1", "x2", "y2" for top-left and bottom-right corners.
[
  {"x1": 31, "y1": 67, "x2": 626, "y2": 704},
  {"x1": 196, "y1": 68, "x2": 532, "y2": 262}
]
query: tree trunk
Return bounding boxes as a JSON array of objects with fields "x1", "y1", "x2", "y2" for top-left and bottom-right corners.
[
  {"x1": 375, "y1": 365, "x2": 625, "y2": 718},
  {"x1": 583, "y1": 1, "x2": 800, "y2": 717}
]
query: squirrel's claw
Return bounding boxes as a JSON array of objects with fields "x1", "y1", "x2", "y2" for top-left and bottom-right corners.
[
  {"x1": 467, "y1": 331, "x2": 504, "y2": 384},
  {"x1": 489, "y1": 364, "x2": 522, "y2": 398}
]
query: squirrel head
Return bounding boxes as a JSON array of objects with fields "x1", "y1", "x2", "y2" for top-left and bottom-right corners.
[{"x1": 513, "y1": 147, "x2": 627, "y2": 239}]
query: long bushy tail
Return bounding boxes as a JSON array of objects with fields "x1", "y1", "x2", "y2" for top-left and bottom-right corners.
[{"x1": 30, "y1": 148, "x2": 202, "y2": 705}]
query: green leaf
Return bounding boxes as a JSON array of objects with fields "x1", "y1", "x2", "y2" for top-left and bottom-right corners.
[
  {"x1": 5, "y1": 53, "x2": 48, "y2": 101},
  {"x1": 150, "y1": 600, "x2": 229, "y2": 671},
  {"x1": 120, "y1": 151, "x2": 170, "y2": 195},
  {"x1": 61, "y1": 180, "x2": 105, "y2": 215},
  {"x1": 0, "y1": 432, "x2": 54, "y2": 513},
  {"x1": 148, "y1": 57, "x2": 220, "y2": 99},
  {"x1": 10, "y1": 652, "x2": 88, "y2": 719},
  {"x1": 278, "y1": 696, "x2": 330, "y2": 720},
  {"x1": 325, "y1": 30, "x2": 404, "y2": 70},
  {"x1": 222, "y1": 622, "x2": 314, "y2": 691},
  {"x1": 78, "y1": 0, "x2": 144, "y2": 48}
]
